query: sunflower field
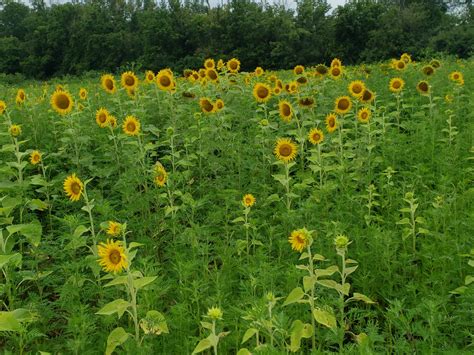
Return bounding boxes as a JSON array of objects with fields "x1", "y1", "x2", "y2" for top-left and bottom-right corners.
[{"x1": 0, "y1": 56, "x2": 473, "y2": 354}]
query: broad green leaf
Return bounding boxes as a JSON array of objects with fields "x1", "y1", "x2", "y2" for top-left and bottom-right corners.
[
  {"x1": 396, "y1": 218, "x2": 411, "y2": 225},
  {"x1": 237, "y1": 349, "x2": 251, "y2": 355},
  {"x1": 27, "y1": 199, "x2": 48, "y2": 211},
  {"x1": 0, "y1": 253, "x2": 22, "y2": 268},
  {"x1": 192, "y1": 338, "x2": 212, "y2": 354},
  {"x1": 133, "y1": 276, "x2": 157, "y2": 290},
  {"x1": 344, "y1": 265, "x2": 358, "y2": 276},
  {"x1": 283, "y1": 287, "x2": 305, "y2": 306},
  {"x1": 140, "y1": 310, "x2": 168, "y2": 335},
  {"x1": 7, "y1": 222, "x2": 42, "y2": 247},
  {"x1": 312, "y1": 254, "x2": 325, "y2": 261},
  {"x1": 313, "y1": 308, "x2": 337, "y2": 329},
  {"x1": 465, "y1": 275, "x2": 474, "y2": 285},
  {"x1": 0, "y1": 312, "x2": 21, "y2": 332},
  {"x1": 105, "y1": 327, "x2": 129, "y2": 355},
  {"x1": 417, "y1": 228, "x2": 430, "y2": 235},
  {"x1": 299, "y1": 252, "x2": 309, "y2": 260},
  {"x1": 200, "y1": 321, "x2": 213, "y2": 330},
  {"x1": 289, "y1": 319, "x2": 313, "y2": 352},
  {"x1": 315, "y1": 265, "x2": 338, "y2": 278},
  {"x1": 303, "y1": 275, "x2": 316, "y2": 293},
  {"x1": 96, "y1": 299, "x2": 130, "y2": 318},
  {"x1": 104, "y1": 276, "x2": 128, "y2": 287},
  {"x1": 73, "y1": 225, "x2": 89, "y2": 238},
  {"x1": 241, "y1": 327, "x2": 258, "y2": 344},
  {"x1": 232, "y1": 217, "x2": 245, "y2": 223},
  {"x1": 316, "y1": 279, "x2": 340, "y2": 291},
  {"x1": 129, "y1": 242, "x2": 144, "y2": 250}
]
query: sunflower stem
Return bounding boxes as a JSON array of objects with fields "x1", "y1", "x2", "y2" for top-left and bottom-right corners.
[
  {"x1": 317, "y1": 144, "x2": 323, "y2": 189},
  {"x1": 82, "y1": 187, "x2": 97, "y2": 249},
  {"x1": 284, "y1": 163, "x2": 291, "y2": 212}
]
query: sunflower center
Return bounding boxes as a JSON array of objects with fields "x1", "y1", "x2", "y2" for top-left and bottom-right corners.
[
  {"x1": 338, "y1": 99, "x2": 349, "y2": 110},
  {"x1": 295, "y1": 234, "x2": 305, "y2": 245},
  {"x1": 55, "y1": 94, "x2": 70, "y2": 109},
  {"x1": 282, "y1": 104, "x2": 291, "y2": 116},
  {"x1": 419, "y1": 82, "x2": 428, "y2": 92},
  {"x1": 105, "y1": 79, "x2": 114, "y2": 90},
  {"x1": 109, "y1": 250, "x2": 122, "y2": 265},
  {"x1": 257, "y1": 86, "x2": 269, "y2": 99},
  {"x1": 202, "y1": 100, "x2": 213, "y2": 112},
  {"x1": 160, "y1": 76, "x2": 171, "y2": 87},
  {"x1": 99, "y1": 113, "x2": 107, "y2": 123},
  {"x1": 208, "y1": 70, "x2": 217, "y2": 80},
  {"x1": 71, "y1": 182, "x2": 81, "y2": 194},
  {"x1": 332, "y1": 68, "x2": 341, "y2": 76},
  {"x1": 229, "y1": 61, "x2": 237, "y2": 70},
  {"x1": 361, "y1": 112, "x2": 368, "y2": 119},
  {"x1": 453, "y1": 74, "x2": 459, "y2": 80},
  {"x1": 20, "y1": 92, "x2": 25, "y2": 100},
  {"x1": 393, "y1": 81, "x2": 401, "y2": 89},
  {"x1": 397, "y1": 62, "x2": 405, "y2": 69},
  {"x1": 329, "y1": 117, "x2": 335, "y2": 127},
  {"x1": 125, "y1": 76, "x2": 135, "y2": 86},
  {"x1": 127, "y1": 122, "x2": 136, "y2": 132},
  {"x1": 312, "y1": 133, "x2": 320, "y2": 141},
  {"x1": 279, "y1": 144, "x2": 292, "y2": 157},
  {"x1": 362, "y1": 90, "x2": 372, "y2": 101},
  {"x1": 353, "y1": 84, "x2": 362, "y2": 94}
]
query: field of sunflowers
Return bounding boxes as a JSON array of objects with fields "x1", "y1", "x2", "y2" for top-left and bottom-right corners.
[{"x1": 0, "y1": 55, "x2": 473, "y2": 354}]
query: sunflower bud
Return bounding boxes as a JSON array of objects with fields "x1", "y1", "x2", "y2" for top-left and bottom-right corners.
[{"x1": 334, "y1": 234, "x2": 349, "y2": 250}]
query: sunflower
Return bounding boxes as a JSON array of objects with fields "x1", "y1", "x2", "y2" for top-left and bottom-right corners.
[
  {"x1": 278, "y1": 100, "x2": 293, "y2": 122},
  {"x1": 274, "y1": 138, "x2": 298, "y2": 163},
  {"x1": 288, "y1": 228, "x2": 311, "y2": 252},
  {"x1": 268, "y1": 74, "x2": 277, "y2": 83},
  {"x1": 400, "y1": 53, "x2": 412, "y2": 64},
  {"x1": 329, "y1": 66, "x2": 343, "y2": 79},
  {"x1": 207, "y1": 307, "x2": 223, "y2": 320},
  {"x1": 145, "y1": 70, "x2": 155, "y2": 83},
  {"x1": 430, "y1": 59, "x2": 441, "y2": 69},
  {"x1": 79, "y1": 88, "x2": 88, "y2": 100},
  {"x1": 16, "y1": 89, "x2": 26, "y2": 105},
  {"x1": 416, "y1": 80, "x2": 430, "y2": 95},
  {"x1": 315, "y1": 64, "x2": 328, "y2": 75},
  {"x1": 29, "y1": 150, "x2": 42, "y2": 165},
  {"x1": 217, "y1": 59, "x2": 225, "y2": 71},
  {"x1": 293, "y1": 65, "x2": 304, "y2": 75},
  {"x1": 122, "y1": 115, "x2": 140, "y2": 136},
  {"x1": 296, "y1": 76, "x2": 308, "y2": 85},
  {"x1": 360, "y1": 89, "x2": 375, "y2": 104},
  {"x1": 204, "y1": 58, "x2": 215, "y2": 69},
  {"x1": 156, "y1": 69, "x2": 174, "y2": 91},
  {"x1": 389, "y1": 78, "x2": 405, "y2": 93},
  {"x1": 98, "y1": 239, "x2": 128, "y2": 273},
  {"x1": 154, "y1": 162, "x2": 167, "y2": 187},
  {"x1": 108, "y1": 115, "x2": 117, "y2": 129},
  {"x1": 121, "y1": 71, "x2": 138, "y2": 91},
  {"x1": 0, "y1": 100, "x2": 6, "y2": 114},
  {"x1": 227, "y1": 58, "x2": 241, "y2": 73},
  {"x1": 330, "y1": 58, "x2": 342, "y2": 68},
  {"x1": 198, "y1": 69, "x2": 206, "y2": 78},
  {"x1": 101, "y1": 74, "x2": 116, "y2": 94},
  {"x1": 288, "y1": 81, "x2": 298, "y2": 94},
  {"x1": 106, "y1": 221, "x2": 123, "y2": 236},
  {"x1": 422, "y1": 65, "x2": 435, "y2": 76},
  {"x1": 348, "y1": 80, "x2": 365, "y2": 98},
  {"x1": 308, "y1": 128, "x2": 324, "y2": 145},
  {"x1": 242, "y1": 194, "x2": 256, "y2": 207},
  {"x1": 273, "y1": 86, "x2": 282, "y2": 95},
  {"x1": 445, "y1": 94, "x2": 454, "y2": 103},
  {"x1": 199, "y1": 98, "x2": 216, "y2": 113},
  {"x1": 449, "y1": 71, "x2": 463, "y2": 83},
  {"x1": 253, "y1": 83, "x2": 272, "y2": 103},
  {"x1": 206, "y1": 68, "x2": 219, "y2": 82},
  {"x1": 334, "y1": 96, "x2": 352, "y2": 115},
  {"x1": 51, "y1": 90, "x2": 74, "y2": 115},
  {"x1": 357, "y1": 107, "x2": 371, "y2": 123},
  {"x1": 215, "y1": 99, "x2": 224, "y2": 111},
  {"x1": 325, "y1": 113, "x2": 338, "y2": 133},
  {"x1": 96, "y1": 108, "x2": 110, "y2": 128},
  {"x1": 63, "y1": 173, "x2": 83, "y2": 201},
  {"x1": 394, "y1": 60, "x2": 406, "y2": 71},
  {"x1": 255, "y1": 67, "x2": 264, "y2": 76},
  {"x1": 298, "y1": 97, "x2": 315, "y2": 108},
  {"x1": 9, "y1": 124, "x2": 22, "y2": 137}
]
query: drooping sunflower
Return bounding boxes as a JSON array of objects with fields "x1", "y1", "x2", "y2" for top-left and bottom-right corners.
[
  {"x1": 293, "y1": 65, "x2": 305, "y2": 75},
  {"x1": 206, "y1": 68, "x2": 219, "y2": 82},
  {"x1": 122, "y1": 115, "x2": 140, "y2": 136},
  {"x1": 156, "y1": 69, "x2": 174, "y2": 91},
  {"x1": 274, "y1": 138, "x2": 298, "y2": 163},
  {"x1": 430, "y1": 59, "x2": 441, "y2": 69},
  {"x1": 0, "y1": 100, "x2": 6, "y2": 115},
  {"x1": 253, "y1": 83, "x2": 272, "y2": 103},
  {"x1": 63, "y1": 173, "x2": 83, "y2": 201},
  {"x1": 154, "y1": 162, "x2": 167, "y2": 187},
  {"x1": 29, "y1": 150, "x2": 42, "y2": 165},
  {"x1": 276, "y1": 79, "x2": 283, "y2": 89},
  {"x1": 416, "y1": 80, "x2": 430, "y2": 95},
  {"x1": 255, "y1": 67, "x2": 264, "y2": 77},
  {"x1": 278, "y1": 100, "x2": 293, "y2": 122},
  {"x1": 217, "y1": 59, "x2": 225, "y2": 71},
  {"x1": 204, "y1": 58, "x2": 215, "y2": 69},
  {"x1": 422, "y1": 65, "x2": 435, "y2": 76},
  {"x1": 121, "y1": 71, "x2": 139, "y2": 91},
  {"x1": 357, "y1": 107, "x2": 372, "y2": 123},
  {"x1": 315, "y1": 64, "x2": 328, "y2": 75},
  {"x1": 242, "y1": 194, "x2": 256, "y2": 207},
  {"x1": 325, "y1": 113, "x2": 338, "y2": 133},
  {"x1": 95, "y1": 108, "x2": 110, "y2": 128},
  {"x1": 400, "y1": 53, "x2": 412, "y2": 64},
  {"x1": 308, "y1": 128, "x2": 324, "y2": 145},
  {"x1": 288, "y1": 81, "x2": 298, "y2": 94},
  {"x1": 227, "y1": 58, "x2": 241, "y2": 73},
  {"x1": 215, "y1": 99, "x2": 224, "y2": 111},
  {"x1": 9, "y1": 124, "x2": 21, "y2": 137},
  {"x1": 108, "y1": 115, "x2": 117, "y2": 129},
  {"x1": 79, "y1": 88, "x2": 88, "y2": 100},
  {"x1": 348, "y1": 80, "x2": 365, "y2": 98},
  {"x1": 394, "y1": 60, "x2": 406, "y2": 71},
  {"x1": 359, "y1": 89, "x2": 375, "y2": 104},
  {"x1": 98, "y1": 239, "x2": 128, "y2": 273},
  {"x1": 334, "y1": 96, "x2": 352, "y2": 115},
  {"x1": 16, "y1": 89, "x2": 26, "y2": 105},
  {"x1": 101, "y1": 74, "x2": 117, "y2": 94},
  {"x1": 296, "y1": 76, "x2": 308, "y2": 85},
  {"x1": 199, "y1": 98, "x2": 216, "y2": 113},
  {"x1": 329, "y1": 66, "x2": 343, "y2": 79},
  {"x1": 51, "y1": 90, "x2": 74, "y2": 115},
  {"x1": 288, "y1": 228, "x2": 311, "y2": 252},
  {"x1": 145, "y1": 70, "x2": 155, "y2": 84},
  {"x1": 330, "y1": 58, "x2": 342, "y2": 68},
  {"x1": 106, "y1": 221, "x2": 123, "y2": 236},
  {"x1": 198, "y1": 68, "x2": 206, "y2": 78},
  {"x1": 389, "y1": 78, "x2": 405, "y2": 93},
  {"x1": 298, "y1": 97, "x2": 315, "y2": 109}
]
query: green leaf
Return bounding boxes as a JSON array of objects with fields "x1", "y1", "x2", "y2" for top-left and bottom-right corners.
[
  {"x1": 105, "y1": 327, "x2": 130, "y2": 355},
  {"x1": 0, "y1": 311, "x2": 21, "y2": 332},
  {"x1": 133, "y1": 276, "x2": 157, "y2": 290},
  {"x1": 129, "y1": 242, "x2": 144, "y2": 250},
  {"x1": 0, "y1": 253, "x2": 22, "y2": 268},
  {"x1": 396, "y1": 218, "x2": 411, "y2": 225},
  {"x1": 315, "y1": 265, "x2": 338, "y2": 278},
  {"x1": 313, "y1": 308, "x2": 337, "y2": 329},
  {"x1": 298, "y1": 252, "x2": 309, "y2": 260},
  {"x1": 316, "y1": 279, "x2": 340, "y2": 291},
  {"x1": 289, "y1": 319, "x2": 313, "y2": 352},
  {"x1": 312, "y1": 254, "x2": 326, "y2": 261},
  {"x1": 237, "y1": 349, "x2": 251, "y2": 355},
  {"x1": 241, "y1": 328, "x2": 258, "y2": 344},
  {"x1": 232, "y1": 217, "x2": 245, "y2": 223},
  {"x1": 73, "y1": 225, "x2": 89, "y2": 238},
  {"x1": 192, "y1": 338, "x2": 212, "y2": 354},
  {"x1": 303, "y1": 275, "x2": 316, "y2": 293},
  {"x1": 104, "y1": 276, "x2": 128, "y2": 287},
  {"x1": 140, "y1": 310, "x2": 168, "y2": 335},
  {"x1": 347, "y1": 293, "x2": 376, "y2": 304},
  {"x1": 27, "y1": 199, "x2": 48, "y2": 211},
  {"x1": 96, "y1": 299, "x2": 130, "y2": 318},
  {"x1": 7, "y1": 222, "x2": 42, "y2": 247},
  {"x1": 283, "y1": 287, "x2": 305, "y2": 306},
  {"x1": 465, "y1": 275, "x2": 474, "y2": 286},
  {"x1": 417, "y1": 228, "x2": 430, "y2": 235},
  {"x1": 344, "y1": 265, "x2": 358, "y2": 276}
]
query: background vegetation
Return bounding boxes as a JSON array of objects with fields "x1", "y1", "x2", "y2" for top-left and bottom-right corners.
[{"x1": 0, "y1": 0, "x2": 473, "y2": 78}]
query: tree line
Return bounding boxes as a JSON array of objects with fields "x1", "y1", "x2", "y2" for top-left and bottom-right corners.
[{"x1": 0, "y1": 0, "x2": 472, "y2": 78}]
